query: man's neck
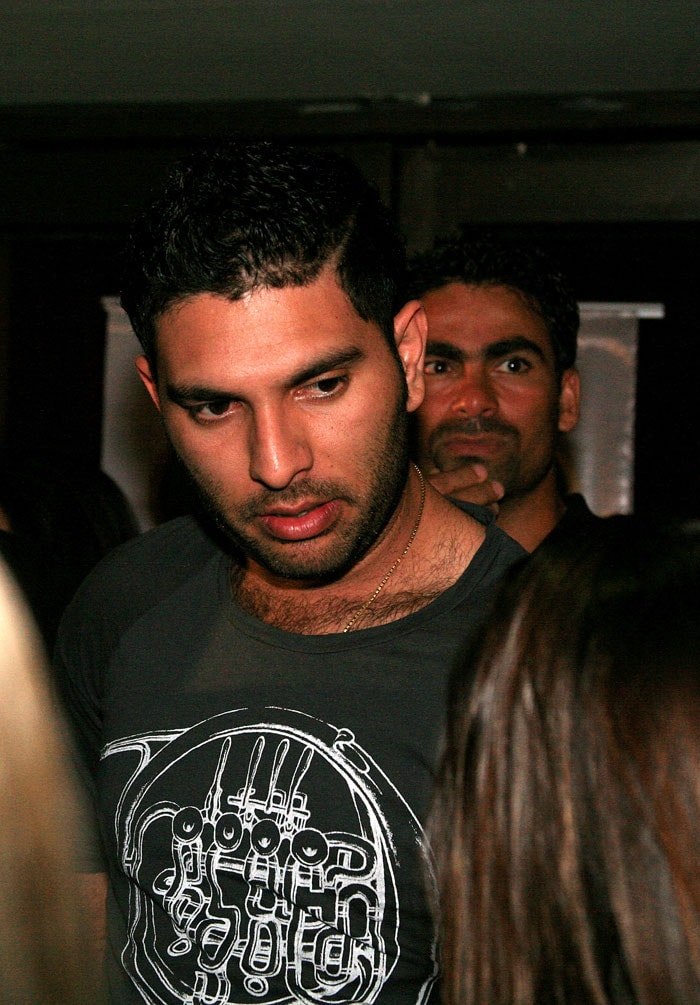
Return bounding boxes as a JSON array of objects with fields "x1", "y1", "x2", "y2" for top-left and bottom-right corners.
[
  {"x1": 495, "y1": 474, "x2": 567, "y2": 552},
  {"x1": 231, "y1": 480, "x2": 485, "y2": 635}
]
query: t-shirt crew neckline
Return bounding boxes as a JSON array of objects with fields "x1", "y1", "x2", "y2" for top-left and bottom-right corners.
[{"x1": 217, "y1": 523, "x2": 512, "y2": 654}]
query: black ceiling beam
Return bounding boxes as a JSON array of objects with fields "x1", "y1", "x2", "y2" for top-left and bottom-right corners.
[{"x1": 2, "y1": 90, "x2": 700, "y2": 149}]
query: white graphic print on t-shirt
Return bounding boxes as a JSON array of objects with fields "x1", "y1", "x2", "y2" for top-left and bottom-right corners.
[{"x1": 103, "y1": 707, "x2": 438, "y2": 1004}]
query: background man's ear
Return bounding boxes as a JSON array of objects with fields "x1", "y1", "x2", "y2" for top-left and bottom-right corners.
[
  {"x1": 135, "y1": 356, "x2": 162, "y2": 412},
  {"x1": 558, "y1": 368, "x2": 581, "y2": 433},
  {"x1": 393, "y1": 300, "x2": 427, "y2": 413}
]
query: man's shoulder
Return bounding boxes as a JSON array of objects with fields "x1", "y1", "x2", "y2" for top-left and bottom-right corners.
[
  {"x1": 563, "y1": 492, "x2": 599, "y2": 521},
  {"x1": 435, "y1": 494, "x2": 525, "y2": 580},
  {"x1": 447, "y1": 497, "x2": 527, "y2": 562},
  {"x1": 89, "y1": 514, "x2": 222, "y2": 583},
  {"x1": 448, "y1": 497, "x2": 498, "y2": 528},
  {"x1": 553, "y1": 493, "x2": 604, "y2": 537},
  {"x1": 57, "y1": 515, "x2": 224, "y2": 642},
  {"x1": 474, "y1": 521, "x2": 528, "y2": 584}
]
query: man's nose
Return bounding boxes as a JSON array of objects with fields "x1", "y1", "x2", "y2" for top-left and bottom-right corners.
[
  {"x1": 248, "y1": 405, "x2": 313, "y2": 490},
  {"x1": 450, "y1": 368, "x2": 497, "y2": 418}
]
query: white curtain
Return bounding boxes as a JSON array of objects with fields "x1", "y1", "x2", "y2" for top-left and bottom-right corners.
[
  {"x1": 101, "y1": 296, "x2": 168, "y2": 531},
  {"x1": 564, "y1": 302, "x2": 663, "y2": 516}
]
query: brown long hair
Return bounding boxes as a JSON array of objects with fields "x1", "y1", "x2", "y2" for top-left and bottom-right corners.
[{"x1": 431, "y1": 516, "x2": 700, "y2": 1005}]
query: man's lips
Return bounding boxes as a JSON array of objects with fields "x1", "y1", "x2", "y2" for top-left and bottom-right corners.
[
  {"x1": 437, "y1": 432, "x2": 508, "y2": 459},
  {"x1": 258, "y1": 499, "x2": 343, "y2": 541}
]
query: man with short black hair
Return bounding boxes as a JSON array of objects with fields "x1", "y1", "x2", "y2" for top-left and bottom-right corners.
[
  {"x1": 407, "y1": 233, "x2": 596, "y2": 551},
  {"x1": 57, "y1": 143, "x2": 524, "y2": 1003}
]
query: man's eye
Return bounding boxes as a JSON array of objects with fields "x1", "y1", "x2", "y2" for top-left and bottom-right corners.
[
  {"x1": 190, "y1": 399, "x2": 235, "y2": 421},
  {"x1": 316, "y1": 377, "x2": 342, "y2": 394},
  {"x1": 424, "y1": 359, "x2": 453, "y2": 376},
  {"x1": 497, "y1": 357, "x2": 532, "y2": 374},
  {"x1": 299, "y1": 376, "x2": 346, "y2": 399}
]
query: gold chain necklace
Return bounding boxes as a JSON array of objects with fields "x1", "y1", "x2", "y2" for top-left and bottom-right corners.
[{"x1": 342, "y1": 463, "x2": 426, "y2": 633}]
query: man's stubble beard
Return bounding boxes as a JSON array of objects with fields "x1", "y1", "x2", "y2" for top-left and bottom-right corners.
[
  {"x1": 423, "y1": 406, "x2": 561, "y2": 504},
  {"x1": 172, "y1": 392, "x2": 411, "y2": 585}
]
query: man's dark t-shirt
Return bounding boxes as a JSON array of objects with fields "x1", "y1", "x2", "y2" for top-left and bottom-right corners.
[{"x1": 56, "y1": 514, "x2": 524, "y2": 1004}]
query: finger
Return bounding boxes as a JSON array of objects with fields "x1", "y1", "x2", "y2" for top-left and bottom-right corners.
[
  {"x1": 428, "y1": 470, "x2": 504, "y2": 506},
  {"x1": 423, "y1": 461, "x2": 489, "y2": 483}
]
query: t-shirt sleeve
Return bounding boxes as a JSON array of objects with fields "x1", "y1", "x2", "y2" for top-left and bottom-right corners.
[{"x1": 53, "y1": 515, "x2": 222, "y2": 871}]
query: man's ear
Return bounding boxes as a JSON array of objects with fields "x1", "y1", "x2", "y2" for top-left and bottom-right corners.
[
  {"x1": 135, "y1": 355, "x2": 162, "y2": 412},
  {"x1": 393, "y1": 299, "x2": 427, "y2": 413},
  {"x1": 558, "y1": 367, "x2": 581, "y2": 433}
]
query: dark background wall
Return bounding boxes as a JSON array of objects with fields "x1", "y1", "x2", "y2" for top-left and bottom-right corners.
[{"x1": 1, "y1": 100, "x2": 699, "y2": 522}]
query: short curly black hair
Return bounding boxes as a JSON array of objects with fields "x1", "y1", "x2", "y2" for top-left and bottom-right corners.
[
  {"x1": 120, "y1": 138, "x2": 407, "y2": 365},
  {"x1": 405, "y1": 232, "x2": 579, "y2": 375}
]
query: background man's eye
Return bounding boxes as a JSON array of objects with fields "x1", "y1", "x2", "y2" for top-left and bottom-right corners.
[{"x1": 501, "y1": 358, "x2": 529, "y2": 373}]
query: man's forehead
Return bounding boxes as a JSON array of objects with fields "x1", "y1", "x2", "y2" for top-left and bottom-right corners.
[
  {"x1": 423, "y1": 280, "x2": 543, "y2": 318},
  {"x1": 422, "y1": 281, "x2": 555, "y2": 360},
  {"x1": 152, "y1": 281, "x2": 385, "y2": 385},
  {"x1": 156, "y1": 268, "x2": 365, "y2": 332}
]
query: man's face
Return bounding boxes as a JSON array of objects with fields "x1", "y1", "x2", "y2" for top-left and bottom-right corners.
[
  {"x1": 137, "y1": 268, "x2": 425, "y2": 583},
  {"x1": 413, "y1": 282, "x2": 578, "y2": 501}
]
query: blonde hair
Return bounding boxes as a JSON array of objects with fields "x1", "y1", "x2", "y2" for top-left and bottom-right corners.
[{"x1": 0, "y1": 559, "x2": 98, "y2": 1003}]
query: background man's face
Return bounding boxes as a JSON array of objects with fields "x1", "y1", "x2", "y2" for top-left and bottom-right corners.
[
  {"x1": 138, "y1": 268, "x2": 415, "y2": 583},
  {"x1": 414, "y1": 282, "x2": 574, "y2": 502}
]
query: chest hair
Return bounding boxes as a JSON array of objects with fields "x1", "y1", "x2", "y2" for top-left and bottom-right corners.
[{"x1": 230, "y1": 531, "x2": 474, "y2": 635}]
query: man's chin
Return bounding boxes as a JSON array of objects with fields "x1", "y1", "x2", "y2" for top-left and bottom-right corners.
[{"x1": 222, "y1": 526, "x2": 359, "y2": 584}]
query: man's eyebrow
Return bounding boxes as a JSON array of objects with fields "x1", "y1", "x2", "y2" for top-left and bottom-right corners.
[
  {"x1": 426, "y1": 336, "x2": 548, "y2": 365},
  {"x1": 289, "y1": 347, "x2": 365, "y2": 387},
  {"x1": 483, "y1": 336, "x2": 547, "y2": 363},
  {"x1": 425, "y1": 340, "x2": 465, "y2": 362},
  {"x1": 165, "y1": 382, "x2": 231, "y2": 405},
  {"x1": 164, "y1": 347, "x2": 366, "y2": 405}
]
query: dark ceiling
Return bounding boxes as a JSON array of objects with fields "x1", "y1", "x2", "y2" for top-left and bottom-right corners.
[{"x1": 3, "y1": 0, "x2": 699, "y2": 108}]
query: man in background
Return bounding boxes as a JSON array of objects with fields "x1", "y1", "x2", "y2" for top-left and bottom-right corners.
[{"x1": 407, "y1": 233, "x2": 598, "y2": 551}]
